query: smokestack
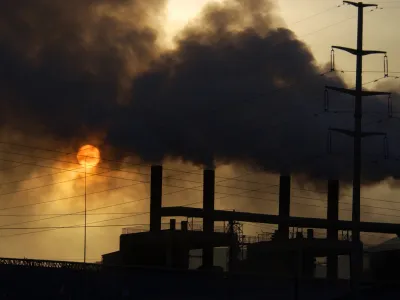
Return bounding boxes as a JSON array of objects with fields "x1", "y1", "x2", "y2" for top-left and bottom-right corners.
[
  {"x1": 327, "y1": 179, "x2": 339, "y2": 280},
  {"x1": 181, "y1": 221, "x2": 188, "y2": 232},
  {"x1": 202, "y1": 166, "x2": 215, "y2": 268},
  {"x1": 278, "y1": 175, "x2": 291, "y2": 239},
  {"x1": 150, "y1": 165, "x2": 163, "y2": 232},
  {"x1": 169, "y1": 219, "x2": 176, "y2": 231}
]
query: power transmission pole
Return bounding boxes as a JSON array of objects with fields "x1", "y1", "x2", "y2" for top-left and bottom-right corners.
[{"x1": 325, "y1": 1, "x2": 390, "y2": 298}]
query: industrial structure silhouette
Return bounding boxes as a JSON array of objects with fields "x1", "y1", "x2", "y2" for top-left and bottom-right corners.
[
  {"x1": 0, "y1": 1, "x2": 399, "y2": 299},
  {"x1": 0, "y1": 165, "x2": 399, "y2": 299}
]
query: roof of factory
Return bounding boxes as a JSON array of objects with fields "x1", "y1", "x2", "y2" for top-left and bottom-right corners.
[{"x1": 365, "y1": 237, "x2": 400, "y2": 253}]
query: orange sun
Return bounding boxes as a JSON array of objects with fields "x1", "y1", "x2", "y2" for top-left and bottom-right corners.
[{"x1": 77, "y1": 145, "x2": 101, "y2": 169}]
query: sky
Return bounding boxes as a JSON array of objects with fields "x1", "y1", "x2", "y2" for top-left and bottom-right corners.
[
  {"x1": 0, "y1": 0, "x2": 399, "y2": 263},
  {"x1": 166, "y1": 0, "x2": 400, "y2": 85}
]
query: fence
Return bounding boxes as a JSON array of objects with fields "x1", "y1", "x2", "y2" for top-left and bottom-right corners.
[{"x1": 122, "y1": 222, "x2": 227, "y2": 235}]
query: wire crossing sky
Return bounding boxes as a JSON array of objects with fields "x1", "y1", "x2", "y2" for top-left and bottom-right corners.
[{"x1": 0, "y1": 0, "x2": 399, "y2": 262}]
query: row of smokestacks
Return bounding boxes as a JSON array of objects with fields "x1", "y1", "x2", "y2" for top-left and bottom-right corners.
[{"x1": 149, "y1": 166, "x2": 340, "y2": 277}]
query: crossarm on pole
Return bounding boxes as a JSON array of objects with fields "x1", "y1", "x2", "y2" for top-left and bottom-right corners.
[
  {"x1": 332, "y1": 46, "x2": 386, "y2": 56},
  {"x1": 343, "y1": 1, "x2": 378, "y2": 8},
  {"x1": 330, "y1": 128, "x2": 386, "y2": 138}
]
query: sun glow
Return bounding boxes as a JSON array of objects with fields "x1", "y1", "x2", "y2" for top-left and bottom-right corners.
[
  {"x1": 164, "y1": 0, "x2": 220, "y2": 46},
  {"x1": 77, "y1": 145, "x2": 101, "y2": 169}
]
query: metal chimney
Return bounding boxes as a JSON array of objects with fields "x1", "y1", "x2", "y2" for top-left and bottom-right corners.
[
  {"x1": 181, "y1": 221, "x2": 188, "y2": 232},
  {"x1": 202, "y1": 166, "x2": 215, "y2": 268},
  {"x1": 169, "y1": 219, "x2": 176, "y2": 231},
  {"x1": 278, "y1": 175, "x2": 291, "y2": 239},
  {"x1": 327, "y1": 179, "x2": 339, "y2": 280},
  {"x1": 150, "y1": 165, "x2": 163, "y2": 232}
]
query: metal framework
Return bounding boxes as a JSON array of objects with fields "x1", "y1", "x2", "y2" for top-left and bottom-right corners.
[
  {"x1": 161, "y1": 206, "x2": 400, "y2": 234},
  {"x1": 326, "y1": 2, "x2": 390, "y2": 298}
]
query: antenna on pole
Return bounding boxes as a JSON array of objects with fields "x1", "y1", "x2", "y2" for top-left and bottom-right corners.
[{"x1": 324, "y1": 1, "x2": 391, "y2": 298}]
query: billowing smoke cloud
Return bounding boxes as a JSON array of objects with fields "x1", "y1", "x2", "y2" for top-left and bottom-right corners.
[
  {"x1": 0, "y1": 0, "x2": 164, "y2": 139},
  {"x1": 0, "y1": 0, "x2": 399, "y2": 185}
]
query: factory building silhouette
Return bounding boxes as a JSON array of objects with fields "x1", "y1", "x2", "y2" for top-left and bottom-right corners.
[
  {"x1": 0, "y1": 165, "x2": 399, "y2": 299},
  {"x1": 102, "y1": 165, "x2": 351, "y2": 280}
]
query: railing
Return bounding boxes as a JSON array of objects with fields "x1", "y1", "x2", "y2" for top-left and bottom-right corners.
[
  {"x1": 121, "y1": 227, "x2": 148, "y2": 235},
  {"x1": 243, "y1": 229, "x2": 353, "y2": 245},
  {"x1": 121, "y1": 224, "x2": 353, "y2": 244},
  {"x1": 0, "y1": 257, "x2": 101, "y2": 271},
  {"x1": 242, "y1": 233, "x2": 274, "y2": 244},
  {"x1": 122, "y1": 223, "x2": 227, "y2": 235},
  {"x1": 288, "y1": 228, "x2": 352, "y2": 242},
  {"x1": 339, "y1": 230, "x2": 352, "y2": 241}
]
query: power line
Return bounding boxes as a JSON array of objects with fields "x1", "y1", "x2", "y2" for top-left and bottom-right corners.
[
  {"x1": 0, "y1": 162, "x2": 27, "y2": 172},
  {"x1": 299, "y1": 15, "x2": 358, "y2": 39},
  {"x1": 0, "y1": 176, "x2": 279, "y2": 238},
  {"x1": 0, "y1": 165, "x2": 140, "y2": 198},
  {"x1": 339, "y1": 70, "x2": 400, "y2": 74},
  {"x1": 3, "y1": 197, "x2": 397, "y2": 243},
  {"x1": 0, "y1": 181, "x2": 279, "y2": 229},
  {"x1": 0, "y1": 211, "x2": 154, "y2": 238},
  {"x1": 0, "y1": 143, "x2": 268, "y2": 181},
  {"x1": 1, "y1": 145, "x2": 400, "y2": 217},
  {"x1": 0, "y1": 182, "x2": 143, "y2": 212},
  {"x1": 290, "y1": 5, "x2": 342, "y2": 25},
  {"x1": 169, "y1": 170, "x2": 400, "y2": 209},
  {"x1": 0, "y1": 72, "x2": 356, "y2": 193},
  {"x1": 0, "y1": 141, "x2": 150, "y2": 168},
  {"x1": 0, "y1": 148, "x2": 269, "y2": 189},
  {"x1": 292, "y1": 186, "x2": 400, "y2": 206},
  {"x1": 0, "y1": 153, "x2": 149, "y2": 181},
  {"x1": 0, "y1": 212, "x2": 156, "y2": 217},
  {"x1": 165, "y1": 177, "x2": 400, "y2": 212},
  {"x1": 1, "y1": 151, "x2": 399, "y2": 211},
  {"x1": 0, "y1": 224, "x2": 163, "y2": 230},
  {"x1": 0, "y1": 161, "x2": 87, "y2": 187},
  {"x1": 0, "y1": 173, "x2": 282, "y2": 237},
  {"x1": 0, "y1": 161, "x2": 278, "y2": 216},
  {"x1": 2, "y1": 183, "x2": 399, "y2": 218},
  {"x1": 0, "y1": 142, "x2": 207, "y2": 178},
  {"x1": 3, "y1": 179, "x2": 399, "y2": 231}
]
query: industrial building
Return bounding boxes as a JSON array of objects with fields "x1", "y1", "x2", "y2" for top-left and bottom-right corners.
[
  {"x1": 102, "y1": 165, "x2": 354, "y2": 281},
  {"x1": 0, "y1": 165, "x2": 399, "y2": 299},
  {"x1": 364, "y1": 238, "x2": 400, "y2": 281}
]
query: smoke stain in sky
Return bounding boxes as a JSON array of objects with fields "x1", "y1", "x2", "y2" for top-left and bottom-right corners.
[{"x1": 0, "y1": 0, "x2": 399, "y2": 191}]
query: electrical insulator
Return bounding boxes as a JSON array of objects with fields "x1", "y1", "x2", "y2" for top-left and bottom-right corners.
[
  {"x1": 324, "y1": 89, "x2": 329, "y2": 112},
  {"x1": 384, "y1": 54, "x2": 389, "y2": 78},
  {"x1": 384, "y1": 135, "x2": 389, "y2": 160},
  {"x1": 388, "y1": 94, "x2": 393, "y2": 118},
  {"x1": 331, "y1": 49, "x2": 335, "y2": 72}
]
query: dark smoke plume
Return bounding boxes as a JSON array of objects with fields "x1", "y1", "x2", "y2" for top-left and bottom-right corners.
[{"x1": 0, "y1": 0, "x2": 399, "y2": 184}]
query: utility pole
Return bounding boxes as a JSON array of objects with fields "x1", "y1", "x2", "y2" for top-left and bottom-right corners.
[
  {"x1": 325, "y1": 1, "x2": 390, "y2": 298},
  {"x1": 84, "y1": 156, "x2": 88, "y2": 300},
  {"x1": 84, "y1": 155, "x2": 87, "y2": 265}
]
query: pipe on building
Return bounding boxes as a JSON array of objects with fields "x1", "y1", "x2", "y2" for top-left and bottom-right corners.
[{"x1": 150, "y1": 165, "x2": 163, "y2": 232}]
